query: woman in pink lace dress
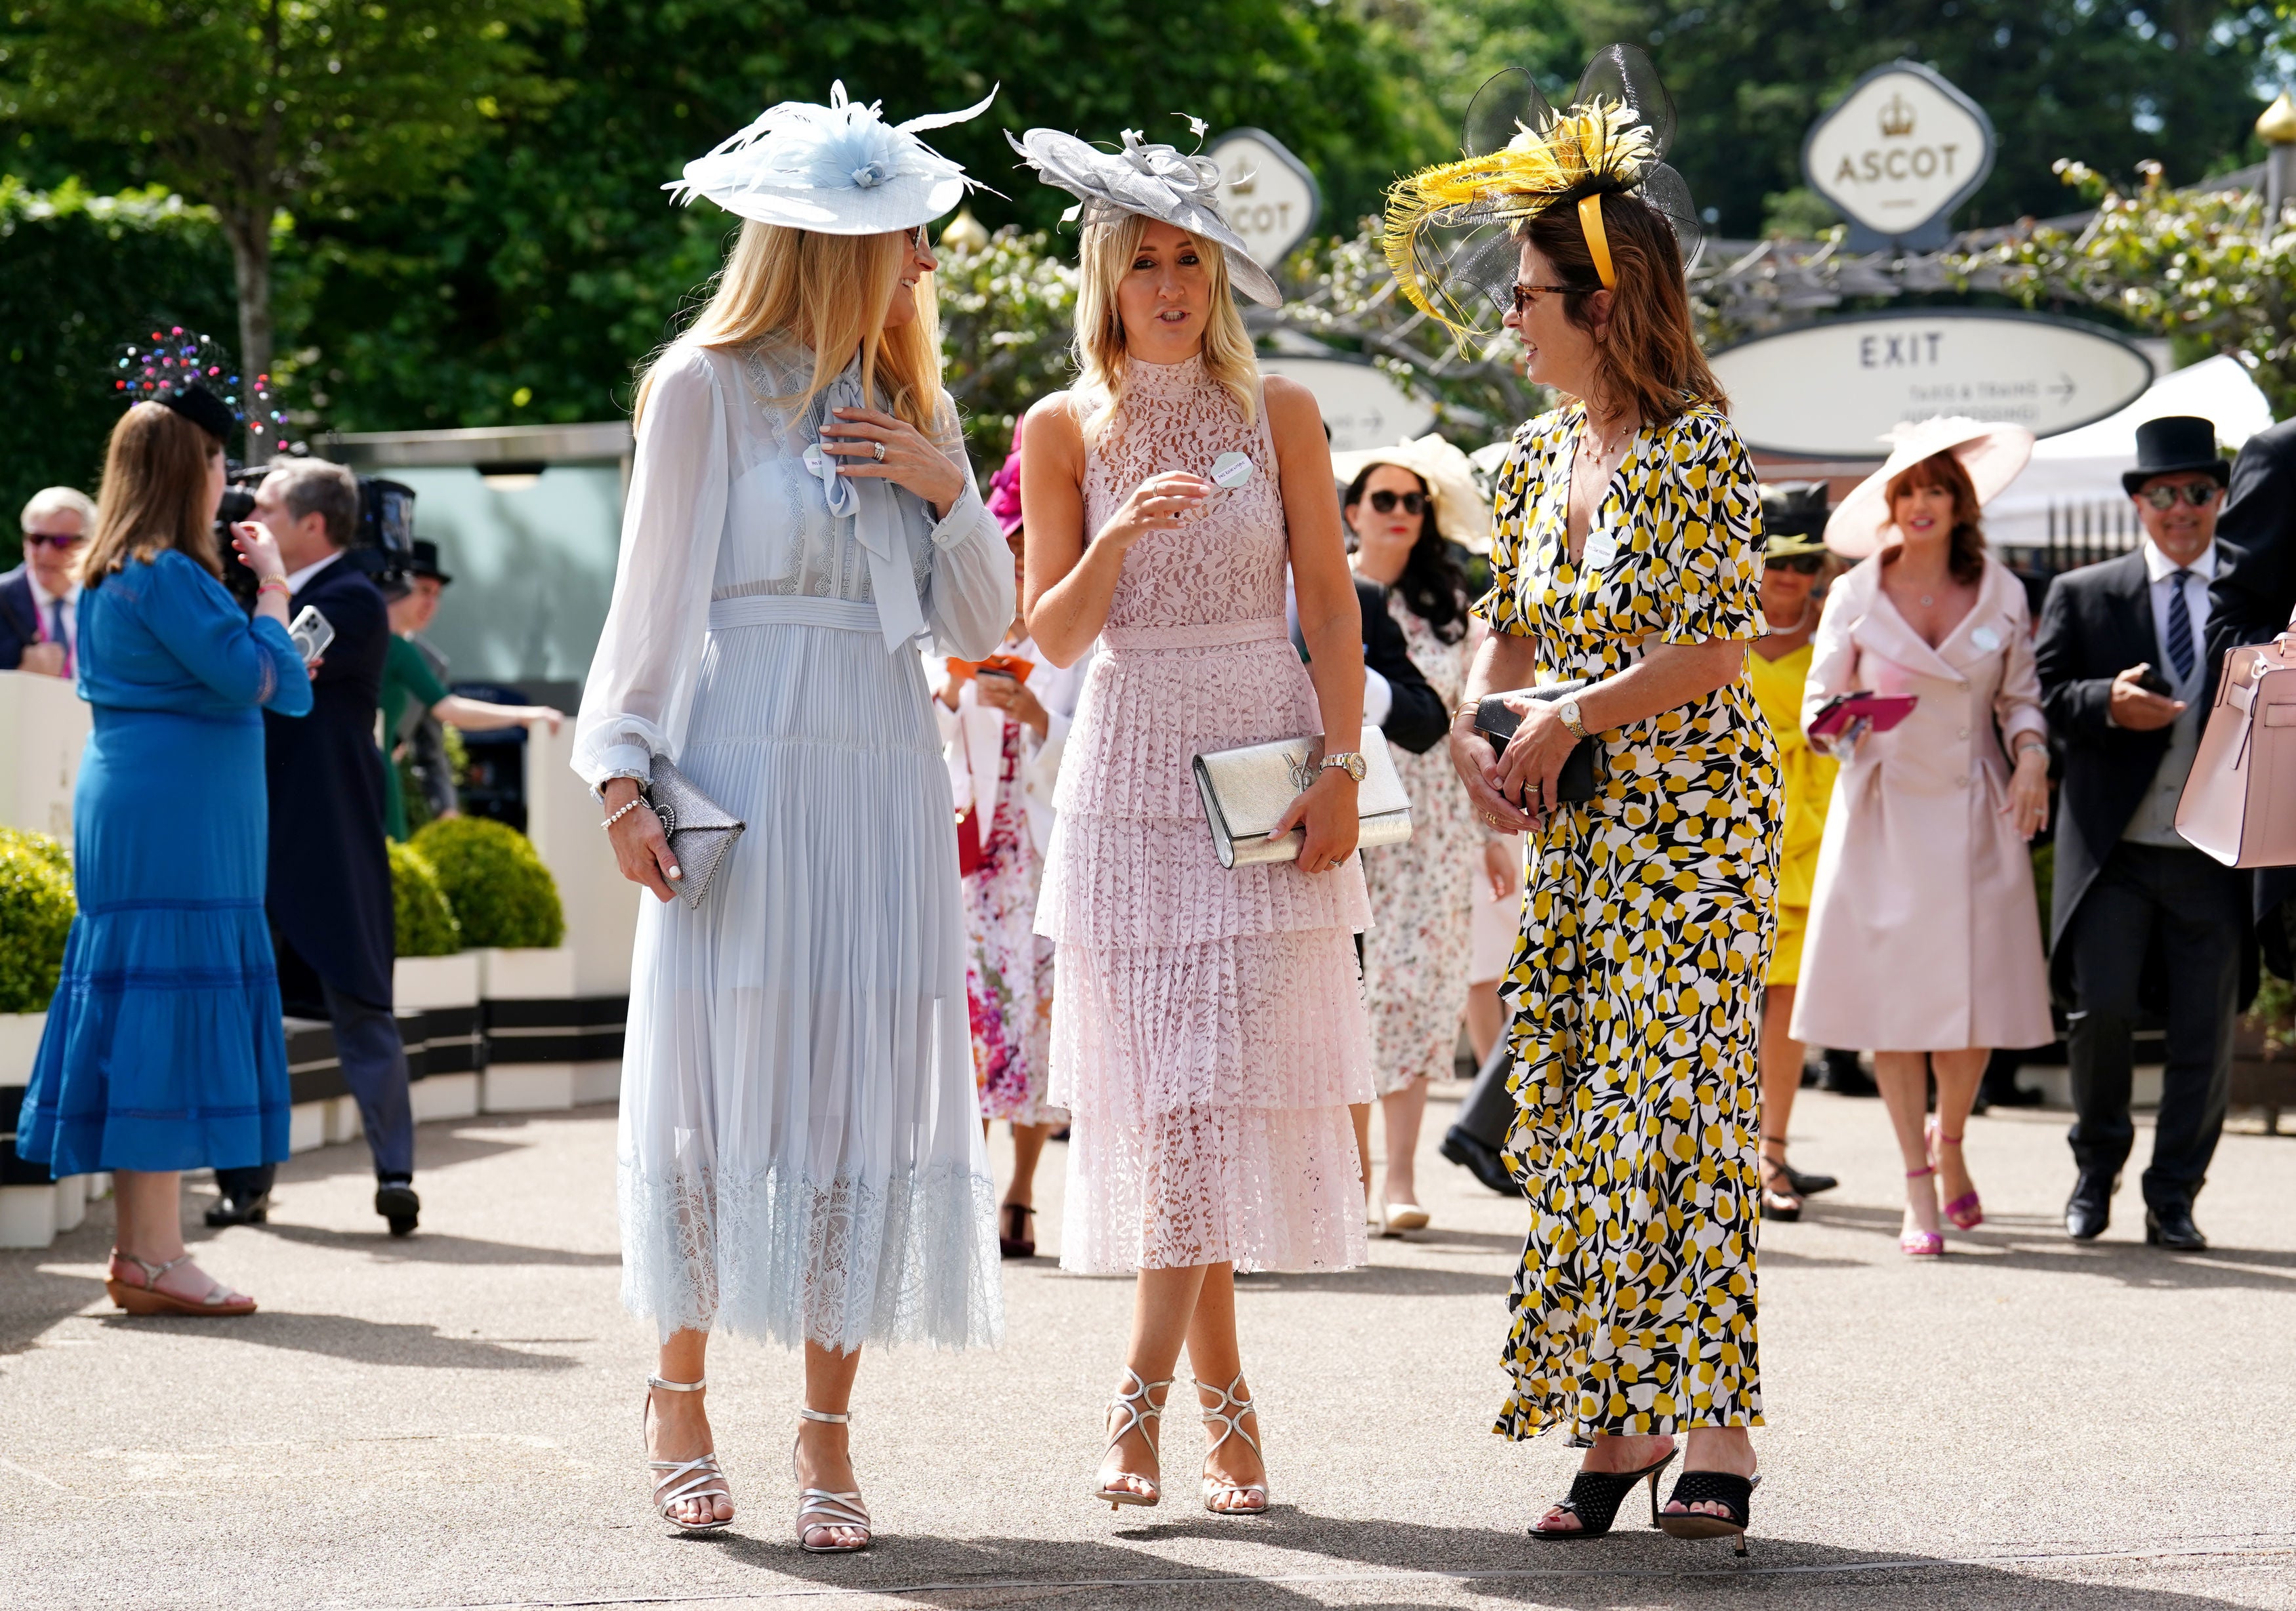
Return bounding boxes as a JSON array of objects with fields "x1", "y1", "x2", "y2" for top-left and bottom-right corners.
[{"x1": 1012, "y1": 123, "x2": 1374, "y2": 1517}]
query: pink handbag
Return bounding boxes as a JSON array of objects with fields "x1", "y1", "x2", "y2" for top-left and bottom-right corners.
[{"x1": 2178, "y1": 614, "x2": 2296, "y2": 867}]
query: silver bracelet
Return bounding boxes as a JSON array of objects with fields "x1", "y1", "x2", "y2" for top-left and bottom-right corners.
[{"x1": 601, "y1": 795, "x2": 648, "y2": 830}]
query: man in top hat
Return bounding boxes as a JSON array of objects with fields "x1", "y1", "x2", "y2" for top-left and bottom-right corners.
[{"x1": 2034, "y1": 415, "x2": 2255, "y2": 1250}]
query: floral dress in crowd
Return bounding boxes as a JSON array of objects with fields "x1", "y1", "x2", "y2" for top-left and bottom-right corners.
[
  {"x1": 963, "y1": 715, "x2": 1062, "y2": 1125},
  {"x1": 1360, "y1": 589, "x2": 1477, "y2": 1093},
  {"x1": 1483, "y1": 400, "x2": 1780, "y2": 1442}
]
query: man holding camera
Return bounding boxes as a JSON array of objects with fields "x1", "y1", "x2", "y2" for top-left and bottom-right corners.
[
  {"x1": 2034, "y1": 416, "x2": 2253, "y2": 1251},
  {"x1": 210, "y1": 458, "x2": 419, "y2": 1236}
]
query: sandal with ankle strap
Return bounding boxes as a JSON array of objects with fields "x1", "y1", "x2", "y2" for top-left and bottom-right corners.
[
  {"x1": 1756, "y1": 1149, "x2": 1802, "y2": 1222},
  {"x1": 1900, "y1": 1166, "x2": 1944, "y2": 1257},
  {"x1": 644, "y1": 1375, "x2": 733, "y2": 1534},
  {"x1": 794, "y1": 1406, "x2": 871, "y2": 1553},
  {"x1": 1094, "y1": 1366, "x2": 1170, "y2": 1508},
  {"x1": 1196, "y1": 1373, "x2": 1269, "y2": 1515},
  {"x1": 1926, "y1": 1118, "x2": 1984, "y2": 1229},
  {"x1": 106, "y1": 1251, "x2": 255, "y2": 1316},
  {"x1": 1658, "y1": 1469, "x2": 1761, "y2": 1555},
  {"x1": 1529, "y1": 1445, "x2": 1675, "y2": 1539}
]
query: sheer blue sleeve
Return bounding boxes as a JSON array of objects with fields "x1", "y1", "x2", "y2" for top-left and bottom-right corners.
[{"x1": 140, "y1": 551, "x2": 313, "y2": 716}]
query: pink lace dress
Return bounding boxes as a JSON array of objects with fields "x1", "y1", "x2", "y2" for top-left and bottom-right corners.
[{"x1": 1036, "y1": 354, "x2": 1373, "y2": 1275}]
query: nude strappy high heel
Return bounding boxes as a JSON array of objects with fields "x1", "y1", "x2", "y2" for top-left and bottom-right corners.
[
  {"x1": 643, "y1": 1375, "x2": 733, "y2": 1534},
  {"x1": 105, "y1": 1250, "x2": 256, "y2": 1316},
  {"x1": 1196, "y1": 1373, "x2": 1269, "y2": 1515},
  {"x1": 1927, "y1": 1117, "x2": 1984, "y2": 1229},
  {"x1": 1094, "y1": 1366, "x2": 1170, "y2": 1508},
  {"x1": 794, "y1": 1407, "x2": 871, "y2": 1553}
]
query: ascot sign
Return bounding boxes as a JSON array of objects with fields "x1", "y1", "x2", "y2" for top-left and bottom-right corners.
[
  {"x1": 1710, "y1": 310, "x2": 2154, "y2": 459},
  {"x1": 1803, "y1": 60, "x2": 1996, "y2": 249},
  {"x1": 1207, "y1": 128, "x2": 1322, "y2": 273}
]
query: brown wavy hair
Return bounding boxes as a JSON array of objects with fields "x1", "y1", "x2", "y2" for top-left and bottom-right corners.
[
  {"x1": 1885, "y1": 450, "x2": 1986, "y2": 586},
  {"x1": 79, "y1": 401, "x2": 224, "y2": 584},
  {"x1": 1520, "y1": 190, "x2": 1725, "y2": 426}
]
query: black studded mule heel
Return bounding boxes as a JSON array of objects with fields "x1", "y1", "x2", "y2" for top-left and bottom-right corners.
[
  {"x1": 1657, "y1": 1469, "x2": 1760, "y2": 1555},
  {"x1": 1528, "y1": 1446, "x2": 1677, "y2": 1540}
]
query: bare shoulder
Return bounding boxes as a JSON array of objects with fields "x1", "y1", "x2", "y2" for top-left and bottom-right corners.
[
  {"x1": 1025, "y1": 391, "x2": 1087, "y2": 462},
  {"x1": 1261, "y1": 373, "x2": 1321, "y2": 431}
]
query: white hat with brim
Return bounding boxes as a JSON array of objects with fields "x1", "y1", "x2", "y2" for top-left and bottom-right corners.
[
  {"x1": 1824, "y1": 416, "x2": 2036, "y2": 558},
  {"x1": 668, "y1": 81, "x2": 996, "y2": 235},
  {"x1": 1330, "y1": 434, "x2": 1493, "y2": 554},
  {"x1": 1006, "y1": 125, "x2": 1284, "y2": 307}
]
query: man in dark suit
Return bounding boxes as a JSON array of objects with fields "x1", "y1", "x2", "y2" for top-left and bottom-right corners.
[
  {"x1": 2208, "y1": 415, "x2": 2296, "y2": 977},
  {"x1": 1355, "y1": 575, "x2": 1449, "y2": 755},
  {"x1": 210, "y1": 458, "x2": 419, "y2": 1236},
  {"x1": 1, "y1": 487, "x2": 97, "y2": 676},
  {"x1": 2035, "y1": 416, "x2": 2251, "y2": 1250}
]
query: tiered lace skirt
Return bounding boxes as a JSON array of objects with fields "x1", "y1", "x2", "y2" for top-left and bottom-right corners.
[
  {"x1": 1038, "y1": 619, "x2": 1374, "y2": 1274},
  {"x1": 617, "y1": 599, "x2": 1002, "y2": 1351}
]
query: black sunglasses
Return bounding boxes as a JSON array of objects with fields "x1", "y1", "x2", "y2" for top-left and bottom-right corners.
[
  {"x1": 1765, "y1": 552, "x2": 1824, "y2": 575},
  {"x1": 21, "y1": 532, "x2": 83, "y2": 550},
  {"x1": 2139, "y1": 482, "x2": 2219, "y2": 510},
  {"x1": 1363, "y1": 490, "x2": 1427, "y2": 516}
]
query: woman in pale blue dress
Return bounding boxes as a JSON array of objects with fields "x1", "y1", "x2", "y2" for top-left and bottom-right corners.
[{"x1": 571, "y1": 85, "x2": 1012, "y2": 1549}]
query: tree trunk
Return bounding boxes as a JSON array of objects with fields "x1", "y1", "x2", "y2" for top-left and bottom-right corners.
[{"x1": 221, "y1": 203, "x2": 273, "y2": 464}]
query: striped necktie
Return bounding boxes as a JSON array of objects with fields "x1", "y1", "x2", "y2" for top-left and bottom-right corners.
[
  {"x1": 2164, "y1": 569, "x2": 2195, "y2": 683},
  {"x1": 45, "y1": 595, "x2": 72, "y2": 678}
]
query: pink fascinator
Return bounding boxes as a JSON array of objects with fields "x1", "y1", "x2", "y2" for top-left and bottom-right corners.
[{"x1": 985, "y1": 416, "x2": 1025, "y2": 539}]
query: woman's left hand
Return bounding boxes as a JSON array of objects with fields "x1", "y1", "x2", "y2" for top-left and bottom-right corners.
[
  {"x1": 1493, "y1": 694, "x2": 1579, "y2": 823},
  {"x1": 1275, "y1": 767, "x2": 1361, "y2": 874},
  {"x1": 2005, "y1": 744, "x2": 2051, "y2": 839},
  {"x1": 821, "y1": 406, "x2": 966, "y2": 512}
]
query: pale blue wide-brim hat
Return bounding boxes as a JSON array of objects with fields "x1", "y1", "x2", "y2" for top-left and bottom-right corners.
[{"x1": 668, "y1": 81, "x2": 997, "y2": 235}]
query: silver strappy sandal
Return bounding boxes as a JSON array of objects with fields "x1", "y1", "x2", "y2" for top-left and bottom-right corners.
[
  {"x1": 1094, "y1": 1366, "x2": 1171, "y2": 1508},
  {"x1": 643, "y1": 1375, "x2": 733, "y2": 1534},
  {"x1": 1197, "y1": 1373, "x2": 1269, "y2": 1515},
  {"x1": 794, "y1": 1407, "x2": 871, "y2": 1553}
]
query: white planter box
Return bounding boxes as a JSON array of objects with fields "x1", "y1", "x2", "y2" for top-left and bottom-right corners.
[
  {"x1": 409, "y1": 1072, "x2": 479, "y2": 1122},
  {"x1": 287, "y1": 1101, "x2": 327, "y2": 1154},
  {"x1": 324, "y1": 1095, "x2": 364, "y2": 1145},
  {"x1": 477, "y1": 946, "x2": 576, "y2": 1000},
  {"x1": 573, "y1": 1063, "x2": 621, "y2": 1105},
  {"x1": 0, "y1": 1184, "x2": 56, "y2": 1249},
  {"x1": 0, "y1": 1011, "x2": 48, "y2": 1083},
  {"x1": 483, "y1": 1065, "x2": 575, "y2": 1113},
  {"x1": 394, "y1": 951, "x2": 482, "y2": 1010},
  {"x1": 52, "y1": 1172, "x2": 85, "y2": 1233}
]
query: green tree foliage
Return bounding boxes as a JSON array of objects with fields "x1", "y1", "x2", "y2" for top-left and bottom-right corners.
[
  {"x1": 0, "y1": 0, "x2": 577, "y2": 418},
  {"x1": 409, "y1": 816, "x2": 564, "y2": 950},
  {"x1": 0, "y1": 828, "x2": 73, "y2": 1014},
  {"x1": 0, "y1": 182, "x2": 237, "y2": 567},
  {"x1": 936, "y1": 227, "x2": 1081, "y2": 463},
  {"x1": 387, "y1": 840, "x2": 463, "y2": 959}
]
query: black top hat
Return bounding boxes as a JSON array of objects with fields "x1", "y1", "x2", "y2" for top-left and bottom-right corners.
[
  {"x1": 409, "y1": 539, "x2": 453, "y2": 584},
  {"x1": 2123, "y1": 415, "x2": 2230, "y2": 496},
  {"x1": 1759, "y1": 481, "x2": 1831, "y2": 554}
]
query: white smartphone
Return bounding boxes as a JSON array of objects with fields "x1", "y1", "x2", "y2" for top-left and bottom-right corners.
[{"x1": 287, "y1": 604, "x2": 335, "y2": 665}]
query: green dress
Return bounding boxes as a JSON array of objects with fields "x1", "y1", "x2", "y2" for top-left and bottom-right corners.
[{"x1": 379, "y1": 632, "x2": 449, "y2": 840}]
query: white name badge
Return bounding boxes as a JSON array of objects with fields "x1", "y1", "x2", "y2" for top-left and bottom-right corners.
[
  {"x1": 1581, "y1": 530, "x2": 1620, "y2": 573},
  {"x1": 1210, "y1": 451, "x2": 1255, "y2": 489},
  {"x1": 1970, "y1": 625, "x2": 2001, "y2": 653}
]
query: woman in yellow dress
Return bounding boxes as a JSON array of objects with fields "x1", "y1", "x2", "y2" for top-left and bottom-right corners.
[{"x1": 1743, "y1": 485, "x2": 1838, "y2": 1221}]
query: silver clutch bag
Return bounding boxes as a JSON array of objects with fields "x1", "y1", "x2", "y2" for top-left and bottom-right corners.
[
  {"x1": 1192, "y1": 724, "x2": 1413, "y2": 870},
  {"x1": 647, "y1": 752, "x2": 745, "y2": 908}
]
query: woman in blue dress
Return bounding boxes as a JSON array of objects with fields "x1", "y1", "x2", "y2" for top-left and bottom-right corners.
[{"x1": 16, "y1": 389, "x2": 311, "y2": 1316}]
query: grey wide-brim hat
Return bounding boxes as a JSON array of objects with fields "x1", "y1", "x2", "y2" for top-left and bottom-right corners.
[{"x1": 1006, "y1": 124, "x2": 1283, "y2": 306}]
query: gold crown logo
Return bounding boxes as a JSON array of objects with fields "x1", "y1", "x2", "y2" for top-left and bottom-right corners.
[{"x1": 1879, "y1": 92, "x2": 1916, "y2": 139}]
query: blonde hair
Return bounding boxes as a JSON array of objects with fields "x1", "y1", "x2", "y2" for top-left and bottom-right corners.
[
  {"x1": 81, "y1": 402, "x2": 224, "y2": 584},
  {"x1": 635, "y1": 220, "x2": 944, "y2": 433},
  {"x1": 1073, "y1": 213, "x2": 1259, "y2": 441}
]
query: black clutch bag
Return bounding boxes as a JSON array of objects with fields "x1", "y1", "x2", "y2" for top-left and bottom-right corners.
[{"x1": 1473, "y1": 681, "x2": 1597, "y2": 805}]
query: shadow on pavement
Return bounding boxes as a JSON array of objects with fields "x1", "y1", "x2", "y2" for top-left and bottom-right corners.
[
  {"x1": 252, "y1": 1223, "x2": 620, "y2": 1267},
  {"x1": 1797, "y1": 1202, "x2": 2296, "y2": 1290},
  {"x1": 90, "y1": 1309, "x2": 582, "y2": 1370},
  {"x1": 1235, "y1": 1265, "x2": 1513, "y2": 1297}
]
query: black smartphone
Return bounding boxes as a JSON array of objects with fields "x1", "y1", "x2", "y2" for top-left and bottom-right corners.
[{"x1": 2135, "y1": 664, "x2": 2174, "y2": 698}]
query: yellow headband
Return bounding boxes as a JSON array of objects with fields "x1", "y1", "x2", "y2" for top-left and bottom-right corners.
[{"x1": 1578, "y1": 193, "x2": 1616, "y2": 289}]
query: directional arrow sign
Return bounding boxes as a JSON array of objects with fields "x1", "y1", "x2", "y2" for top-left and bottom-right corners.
[{"x1": 1708, "y1": 310, "x2": 2152, "y2": 458}]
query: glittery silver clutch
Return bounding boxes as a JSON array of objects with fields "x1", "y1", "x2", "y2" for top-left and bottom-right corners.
[
  {"x1": 1191, "y1": 724, "x2": 1412, "y2": 870},
  {"x1": 647, "y1": 753, "x2": 745, "y2": 908}
]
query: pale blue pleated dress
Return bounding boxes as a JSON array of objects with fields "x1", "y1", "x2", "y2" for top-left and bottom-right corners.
[{"x1": 573, "y1": 337, "x2": 1015, "y2": 1350}]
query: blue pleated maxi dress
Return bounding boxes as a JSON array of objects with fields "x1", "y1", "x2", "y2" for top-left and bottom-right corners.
[{"x1": 16, "y1": 548, "x2": 312, "y2": 1175}]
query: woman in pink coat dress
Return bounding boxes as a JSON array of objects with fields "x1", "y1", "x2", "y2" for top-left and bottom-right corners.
[{"x1": 1790, "y1": 422, "x2": 2055, "y2": 1257}]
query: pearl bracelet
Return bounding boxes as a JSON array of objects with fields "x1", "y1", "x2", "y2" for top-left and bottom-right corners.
[{"x1": 601, "y1": 795, "x2": 649, "y2": 830}]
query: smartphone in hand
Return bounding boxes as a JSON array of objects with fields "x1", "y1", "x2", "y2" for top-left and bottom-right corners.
[{"x1": 287, "y1": 605, "x2": 335, "y2": 666}]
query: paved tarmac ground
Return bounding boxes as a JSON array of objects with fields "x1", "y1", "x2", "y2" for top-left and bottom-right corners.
[{"x1": 3, "y1": 1082, "x2": 2293, "y2": 1610}]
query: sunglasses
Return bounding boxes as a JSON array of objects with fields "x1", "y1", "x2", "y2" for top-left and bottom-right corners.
[
  {"x1": 1363, "y1": 490, "x2": 1427, "y2": 516},
  {"x1": 1765, "y1": 552, "x2": 1824, "y2": 575},
  {"x1": 1505, "y1": 281, "x2": 1576, "y2": 316},
  {"x1": 2139, "y1": 482, "x2": 2219, "y2": 510},
  {"x1": 905, "y1": 223, "x2": 931, "y2": 253},
  {"x1": 22, "y1": 532, "x2": 82, "y2": 550}
]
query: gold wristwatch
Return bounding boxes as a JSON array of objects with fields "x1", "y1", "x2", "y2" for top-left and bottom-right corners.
[
  {"x1": 1319, "y1": 751, "x2": 1368, "y2": 782},
  {"x1": 1557, "y1": 699, "x2": 1589, "y2": 739}
]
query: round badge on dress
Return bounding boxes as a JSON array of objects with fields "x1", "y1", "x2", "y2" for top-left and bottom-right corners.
[
  {"x1": 1970, "y1": 624, "x2": 2001, "y2": 653},
  {"x1": 1210, "y1": 451, "x2": 1255, "y2": 489}
]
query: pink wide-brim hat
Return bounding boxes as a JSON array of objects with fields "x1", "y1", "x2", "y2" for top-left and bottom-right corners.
[
  {"x1": 1824, "y1": 417, "x2": 2036, "y2": 558},
  {"x1": 985, "y1": 415, "x2": 1024, "y2": 539}
]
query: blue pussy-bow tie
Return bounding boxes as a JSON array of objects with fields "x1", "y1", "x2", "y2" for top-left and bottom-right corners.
[{"x1": 801, "y1": 372, "x2": 926, "y2": 652}]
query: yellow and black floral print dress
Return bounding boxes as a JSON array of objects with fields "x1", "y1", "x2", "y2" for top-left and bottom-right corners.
[{"x1": 1482, "y1": 400, "x2": 1782, "y2": 1443}]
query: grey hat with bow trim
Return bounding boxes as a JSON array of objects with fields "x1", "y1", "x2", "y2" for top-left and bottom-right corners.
[{"x1": 1006, "y1": 121, "x2": 1283, "y2": 306}]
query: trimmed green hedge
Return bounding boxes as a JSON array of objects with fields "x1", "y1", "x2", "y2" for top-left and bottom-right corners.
[
  {"x1": 0, "y1": 828, "x2": 75, "y2": 1013},
  {"x1": 388, "y1": 839, "x2": 462, "y2": 958},
  {"x1": 410, "y1": 816, "x2": 564, "y2": 950}
]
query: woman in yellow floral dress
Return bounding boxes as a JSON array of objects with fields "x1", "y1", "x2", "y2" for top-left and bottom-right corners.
[{"x1": 1395, "y1": 46, "x2": 1781, "y2": 1551}]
